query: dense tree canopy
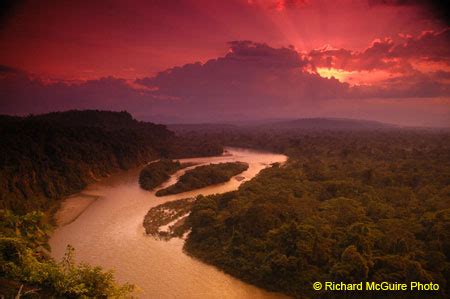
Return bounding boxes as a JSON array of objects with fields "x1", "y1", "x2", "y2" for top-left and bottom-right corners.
[
  {"x1": 0, "y1": 110, "x2": 222, "y2": 214},
  {"x1": 156, "y1": 162, "x2": 249, "y2": 196},
  {"x1": 0, "y1": 210, "x2": 134, "y2": 297},
  {"x1": 139, "y1": 159, "x2": 183, "y2": 191},
  {"x1": 2, "y1": 112, "x2": 449, "y2": 298},
  {"x1": 183, "y1": 130, "x2": 450, "y2": 298},
  {"x1": 0, "y1": 110, "x2": 223, "y2": 298}
]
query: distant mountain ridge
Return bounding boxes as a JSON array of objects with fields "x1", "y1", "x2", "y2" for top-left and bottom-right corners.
[
  {"x1": 168, "y1": 117, "x2": 397, "y2": 134},
  {"x1": 262, "y1": 117, "x2": 397, "y2": 130}
]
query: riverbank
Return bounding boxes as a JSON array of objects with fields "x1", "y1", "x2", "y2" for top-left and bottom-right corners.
[
  {"x1": 143, "y1": 197, "x2": 194, "y2": 240},
  {"x1": 155, "y1": 161, "x2": 249, "y2": 196},
  {"x1": 49, "y1": 148, "x2": 288, "y2": 299},
  {"x1": 54, "y1": 193, "x2": 99, "y2": 226}
]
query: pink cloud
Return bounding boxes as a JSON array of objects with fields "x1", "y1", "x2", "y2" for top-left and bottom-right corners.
[
  {"x1": 1, "y1": 40, "x2": 449, "y2": 125},
  {"x1": 0, "y1": 67, "x2": 156, "y2": 116},
  {"x1": 308, "y1": 28, "x2": 450, "y2": 73}
]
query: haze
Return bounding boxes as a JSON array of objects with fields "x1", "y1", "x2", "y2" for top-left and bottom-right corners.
[{"x1": 0, "y1": 0, "x2": 449, "y2": 126}]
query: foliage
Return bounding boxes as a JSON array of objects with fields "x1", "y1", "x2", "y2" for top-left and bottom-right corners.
[
  {"x1": 0, "y1": 110, "x2": 222, "y2": 214},
  {"x1": 143, "y1": 198, "x2": 194, "y2": 240},
  {"x1": 0, "y1": 209, "x2": 134, "y2": 298},
  {"x1": 184, "y1": 130, "x2": 450, "y2": 298},
  {"x1": 156, "y1": 162, "x2": 249, "y2": 196},
  {"x1": 138, "y1": 160, "x2": 182, "y2": 191}
]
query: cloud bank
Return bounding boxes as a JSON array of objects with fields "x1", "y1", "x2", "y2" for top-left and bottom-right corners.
[{"x1": 1, "y1": 33, "x2": 449, "y2": 126}]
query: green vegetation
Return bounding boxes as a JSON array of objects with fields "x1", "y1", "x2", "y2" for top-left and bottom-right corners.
[
  {"x1": 3, "y1": 111, "x2": 449, "y2": 298},
  {"x1": 139, "y1": 160, "x2": 183, "y2": 191},
  {"x1": 156, "y1": 162, "x2": 249, "y2": 196},
  {"x1": 143, "y1": 198, "x2": 194, "y2": 240},
  {"x1": 0, "y1": 110, "x2": 222, "y2": 214},
  {"x1": 0, "y1": 110, "x2": 222, "y2": 297},
  {"x1": 182, "y1": 131, "x2": 450, "y2": 298},
  {"x1": 0, "y1": 111, "x2": 148, "y2": 297},
  {"x1": 0, "y1": 209, "x2": 134, "y2": 298}
]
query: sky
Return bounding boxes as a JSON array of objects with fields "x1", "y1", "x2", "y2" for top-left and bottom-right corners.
[{"x1": 0, "y1": 0, "x2": 449, "y2": 126}]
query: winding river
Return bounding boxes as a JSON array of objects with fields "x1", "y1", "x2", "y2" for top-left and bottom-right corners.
[{"x1": 49, "y1": 148, "x2": 288, "y2": 298}]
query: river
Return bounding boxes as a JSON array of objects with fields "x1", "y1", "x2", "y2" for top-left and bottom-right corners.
[{"x1": 49, "y1": 148, "x2": 288, "y2": 298}]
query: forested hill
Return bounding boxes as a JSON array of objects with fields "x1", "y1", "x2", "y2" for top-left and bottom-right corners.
[
  {"x1": 168, "y1": 118, "x2": 396, "y2": 135},
  {"x1": 0, "y1": 110, "x2": 222, "y2": 214},
  {"x1": 26, "y1": 110, "x2": 159, "y2": 130},
  {"x1": 184, "y1": 131, "x2": 450, "y2": 298},
  {"x1": 259, "y1": 118, "x2": 396, "y2": 131}
]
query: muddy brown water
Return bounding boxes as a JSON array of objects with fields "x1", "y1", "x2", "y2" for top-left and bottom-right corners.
[{"x1": 49, "y1": 148, "x2": 288, "y2": 298}]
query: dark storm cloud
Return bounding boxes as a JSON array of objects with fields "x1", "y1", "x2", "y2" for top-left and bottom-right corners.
[
  {"x1": 308, "y1": 28, "x2": 450, "y2": 72},
  {"x1": 226, "y1": 41, "x2": 306, "y2": 68},
  {"x1": 137, "y1": 41, "x2": 348, "y2": 115},
  {"x1": 0, "y1": 68, "x2": 156, "y2": 116},
  {"x1": 308, "y1": 39, "x2": 398, "y2": 72},
  {"x1": 1, "y1": 41, "x2": 449, "y2": 123},
  {"x1": 136, "y1": 41, "x2": 449, "y2": 121},
  {"x1": 351, "y1": 72, "x2": 450, "y2": 99},
  {"x1": 390, "y1": 29, "x2": 450, "y2": 62}
]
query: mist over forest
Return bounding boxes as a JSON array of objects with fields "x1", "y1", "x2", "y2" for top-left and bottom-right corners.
[{"x1": 1, "y1": 0, "x2": 449, "y2": 298}]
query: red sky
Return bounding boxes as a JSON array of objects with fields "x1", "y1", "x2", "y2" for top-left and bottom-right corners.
[{"x1": 0, "y1": 0, "x2": 449, "y2": 126}]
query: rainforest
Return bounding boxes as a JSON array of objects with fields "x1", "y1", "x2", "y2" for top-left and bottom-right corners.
[
  {"x1": 1, "y1": 111, "x2": 449, "y2": 298},
  {"x1": 1, "y1": 1, "x2": 449, "y2": 297}
]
